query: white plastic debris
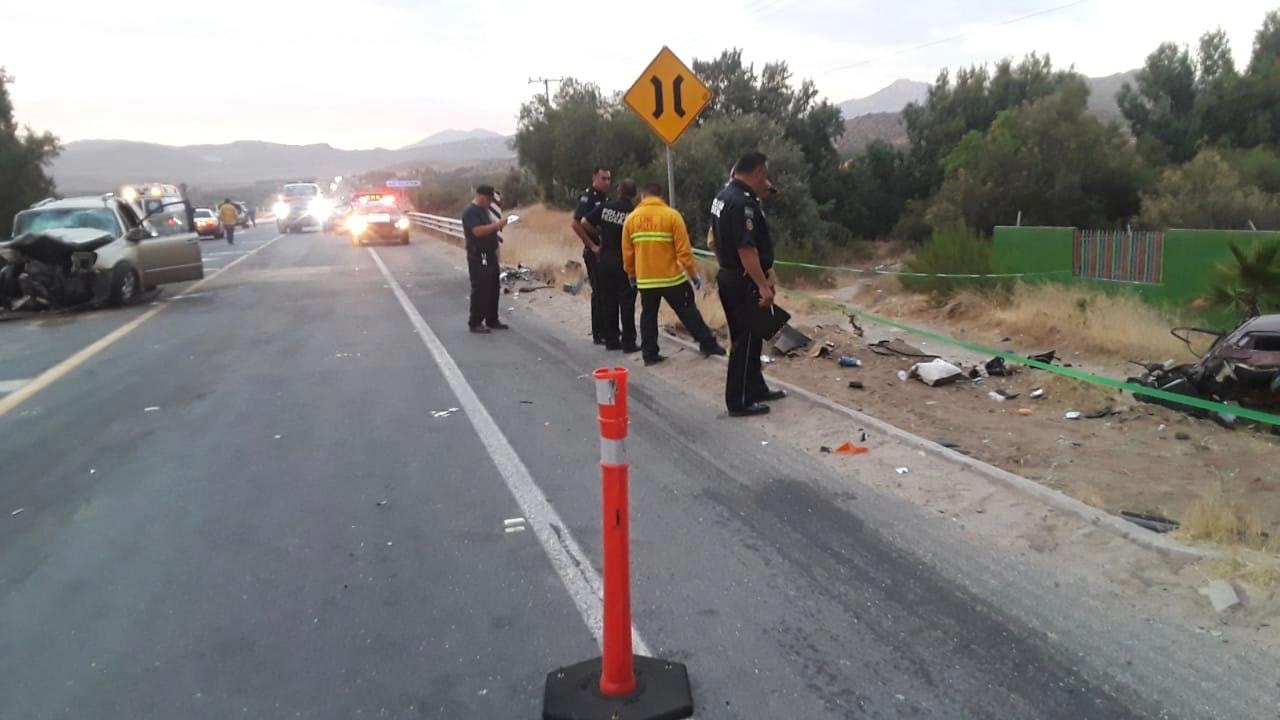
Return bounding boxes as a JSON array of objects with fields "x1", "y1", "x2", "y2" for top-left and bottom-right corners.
[
  {"x1": 909, "y1": 359, "x2": 963, "y2": 387},
  {"x1": 431, "y1": 408, "x2": 460, "y2": 419},
  {"x1": 1064, "y1": 411, "x2": 1082, "y2": 420},
  {"x1": 504, "y1": 526, "x2": 527, "y2": 534},
  {"x1": 503, "y1": 518, "x2": 526, "y2": 528},
  {"x1": 506, "y1": 214, "x2": 522, "y2": 226},
  {"x1": 897, "y1": 370, "x2": 909, "y2": 382},
  {"x1": 988, "y1": 391, "x2": 1007, "y2": 403},
  {"x1": 894, "y1": 467, "x2": 910, "y2": 475},
  {"x1": 10, "y1": 508, "x2": 23, "y2": 517},
  {"x1": 1200, "y1": 579, "x2": 1240, "y2": 612},
  {"x1": 144, "y1": 406, "x2": 160, "y2": 413},
  {"x1": 1030, "y1": 388, "x2": 1045, "y2": 399}
]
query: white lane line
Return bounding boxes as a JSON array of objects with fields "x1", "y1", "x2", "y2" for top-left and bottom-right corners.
[
  {"x1": 0, "y1": 234, "x2": 286, "y2": 418},
  {"x1": 0, "y1": 379, "x2": 32, "y2": 394},
  {"x1": 368, "y1": 247, "x2": 652, "y2": 656}
]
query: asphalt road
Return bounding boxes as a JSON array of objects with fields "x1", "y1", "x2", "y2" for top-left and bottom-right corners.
[{"x1": 0, "y1": 227, "x2": 1264, "y2": 719}]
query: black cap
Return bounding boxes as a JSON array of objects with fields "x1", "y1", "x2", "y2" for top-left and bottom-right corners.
[{"x1": 475, "y1": 184, "x2": 496, "y2": 199}]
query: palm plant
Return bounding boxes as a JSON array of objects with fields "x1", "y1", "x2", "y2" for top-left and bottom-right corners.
[{"x1": 1209, "y1": 241, "x2": 1280, "y2": 319}]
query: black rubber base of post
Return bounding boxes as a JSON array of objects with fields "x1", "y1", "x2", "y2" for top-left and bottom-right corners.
[{"x1": 543, "y1": 655, "x2": 693, "y2": 720}]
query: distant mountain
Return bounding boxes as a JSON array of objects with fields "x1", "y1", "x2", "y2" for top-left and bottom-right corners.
[
  {"x1": 837, "y1": 71, "x2": 1137, "y2": 122},
  {"x1": 403, "y1": 128, "x2": 505, "y2": 149},
  {"x1": 51, "y1": 136, "x2": 514, "y2": 192},
  {"x1": 835, "y1": 71, "x2": 1140, "y2": 157},
  {"x1": 1085, "y1": 71, "x2": 1137, "y2": 119},
  {"x1": 838, "y1": 79, "x2": 929, "y2": 119},
  {"x1": 838, "y1": 112, "x2": 909, "y2": 155}
]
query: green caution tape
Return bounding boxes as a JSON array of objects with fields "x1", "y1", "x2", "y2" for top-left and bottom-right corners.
[
  {"x1": 690, "y1": 251, "x2": 1280, "y2": 427},
  {"x1": 690, "y1": 247, "x2": 1070, "y2": 279}
]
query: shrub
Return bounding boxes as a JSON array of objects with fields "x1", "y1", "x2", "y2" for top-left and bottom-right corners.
[{"x1": 899, "y1": 223, "x2": 999, "y2": 296}]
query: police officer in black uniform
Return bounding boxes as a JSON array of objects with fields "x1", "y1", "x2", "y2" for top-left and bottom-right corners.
[
  {"x1": 581, "y1": 179, "x2": 640, "y2": 352},
  {"x1": 710, "y1": 151, "x2": 787, "y2": 417},
  {"x1": 570, "y1": 167, "x2": 613, "y2": 345}
]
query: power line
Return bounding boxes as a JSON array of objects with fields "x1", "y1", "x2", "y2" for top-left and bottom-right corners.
[{"x1": 817, "y1": 0, "x2": 1089, "y2": 77}]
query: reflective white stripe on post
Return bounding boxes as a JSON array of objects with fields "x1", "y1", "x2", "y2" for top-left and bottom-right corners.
[
  {"x1": 595, "y1": 378, "x2": 616, "y2": 406},
  {"x1": 600, "y1": 437, "x2": 627, "y2": 466}
]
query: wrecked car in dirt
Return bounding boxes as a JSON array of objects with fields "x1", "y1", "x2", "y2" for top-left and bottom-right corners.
[
  {"x1": 1, "y1": 195, "x2": 204, "y2": 314},
  {"x1": 1130, "y1": 315, "x2": 1280, "y2": 415}
]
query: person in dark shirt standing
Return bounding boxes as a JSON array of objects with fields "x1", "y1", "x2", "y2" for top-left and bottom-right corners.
[
  {"x1": 461, "y1": 185, "x2": 509, "y2": 334},
  {"x1": 581, "y1": 179, "x2": 639, "y2": 352},
  {"x1": 710, "y1": 151, "x2": 787, "y2": 417},
  {"x1": 570, "y1": 167, "x2": 613, "y2": 345}
]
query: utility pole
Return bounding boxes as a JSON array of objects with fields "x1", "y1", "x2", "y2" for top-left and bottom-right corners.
[{"x1": 528, "y1": 76, "x2": 566, "y2": 100}]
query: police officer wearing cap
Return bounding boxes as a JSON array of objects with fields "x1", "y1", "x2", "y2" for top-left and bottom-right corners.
[
  {"x1": 570, "y1": 167, "x2": 613, "y2": 345},
  {"x1": 710, "y1": 151, "x2": 787, "y2": 417}
]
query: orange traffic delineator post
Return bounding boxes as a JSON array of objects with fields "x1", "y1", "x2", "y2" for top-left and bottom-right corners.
[{"x1": 543, "y1": 367, "x2": 694, "y2": 720}]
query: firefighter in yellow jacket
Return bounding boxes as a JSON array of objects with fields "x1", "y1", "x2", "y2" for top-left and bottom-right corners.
[{"x1": 622, "y1": 183, "x2": 726, "y2": 366}]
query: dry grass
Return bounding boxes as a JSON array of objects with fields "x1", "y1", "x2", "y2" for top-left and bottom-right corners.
[
  {"x1": 1177, "y1": 494, "x2": 1271, "y2": 550},
  {"x1": 1076, "y1": 485, "x2": 1106, "y2": 509},
  {"x1": 940, "y1": 283, "x2": 1192, "y2": 363},
  {"x1": 500, "y1": 204, "x2": 584, "y2": 279},
  {"x1": 1206, "y1": 553, "x2": 1280, "y2": 588}
]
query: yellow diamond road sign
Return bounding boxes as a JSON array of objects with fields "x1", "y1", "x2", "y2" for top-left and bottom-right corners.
[{"x1": 623, "y1": 46, "x2": 714, "y2": 146}]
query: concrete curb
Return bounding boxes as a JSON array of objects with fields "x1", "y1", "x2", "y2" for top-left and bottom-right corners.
[{"x1": 661, "y1": 332, "x2": 1211, "y2": 559}]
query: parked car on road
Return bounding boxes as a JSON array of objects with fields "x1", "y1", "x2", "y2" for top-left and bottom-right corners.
[
  {"x1": 193, "y1": 208, "x2": 225, "y2": 239},
  {"x1": 1, "y1": 195, "x2": 204, "y2": 310}
]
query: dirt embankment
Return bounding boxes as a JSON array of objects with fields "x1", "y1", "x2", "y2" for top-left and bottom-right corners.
[{"x1": 460, "y1": 205, "x2": 1280, "y2": 556}]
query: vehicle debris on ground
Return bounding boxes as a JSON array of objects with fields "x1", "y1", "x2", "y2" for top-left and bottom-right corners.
[
  {"x1": 908, "y1": 358, "x2": 963, "y2": 387},
  {"x1": 1129, "y1": 315, "x2": 1280, "y2": 424}
]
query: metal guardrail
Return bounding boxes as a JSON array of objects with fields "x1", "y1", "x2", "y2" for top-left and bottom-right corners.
[{"x1": 406, "y1": 212, "x2": 463, "y2": 238}]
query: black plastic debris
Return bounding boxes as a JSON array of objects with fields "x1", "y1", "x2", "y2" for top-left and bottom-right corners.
[
  {"x1": 1120, "y1": 511, "x2": 1180, "y2": 534},
  {"x1": 820, "y1": 446, "x2": 833, "y2": 453},
  {"x1": 868, "y1": 339, "x2": 937, "y2": 359},
  {"x1": 773, "y1": 324, "x2": 812, "y2": 355},
  {"x1": 1028, "y1": 350, "x2": 1058, "y2": 365},
  {"x1": 985, "y1": 357, "x2": 1013, "y2": 376},
  {"x1": 936, "y1": 440, "x2": 961, "y2": 449},
  {"x1": 848, "y1": 380, "x2": 865, "y2": 389}
]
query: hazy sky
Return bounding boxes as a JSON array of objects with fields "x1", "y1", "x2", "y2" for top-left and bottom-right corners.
[{"x1": 3, "y1": 1, "x2": 1276, "y2": 149}]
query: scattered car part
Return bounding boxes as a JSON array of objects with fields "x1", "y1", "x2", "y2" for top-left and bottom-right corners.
[
  {"x1": 910, "y1": 359, "x2": 963, "y2": 386},
  {"x1": 1119, "y1": 511, "x2": 1180, "y2": 534},
  {"x1": 773, "y1": 324, "x2": 812, "y2": 355},
  {"x1": 869, "y1": 338, "x2": 937, "y2": 359}
]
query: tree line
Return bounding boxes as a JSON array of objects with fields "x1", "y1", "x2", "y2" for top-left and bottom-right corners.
[{"x1": 513, "y1": 9, "x2": 1280, "y2": 257}]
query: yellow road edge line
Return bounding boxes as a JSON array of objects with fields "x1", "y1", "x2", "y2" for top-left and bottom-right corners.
[{"x1": 0, "y1": 233, "x2": 285, "y2": 418}]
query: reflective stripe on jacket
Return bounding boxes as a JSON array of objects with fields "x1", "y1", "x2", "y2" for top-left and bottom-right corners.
[{"x1": 621, "y1": 197, "x2": 695, "y2": 290}]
